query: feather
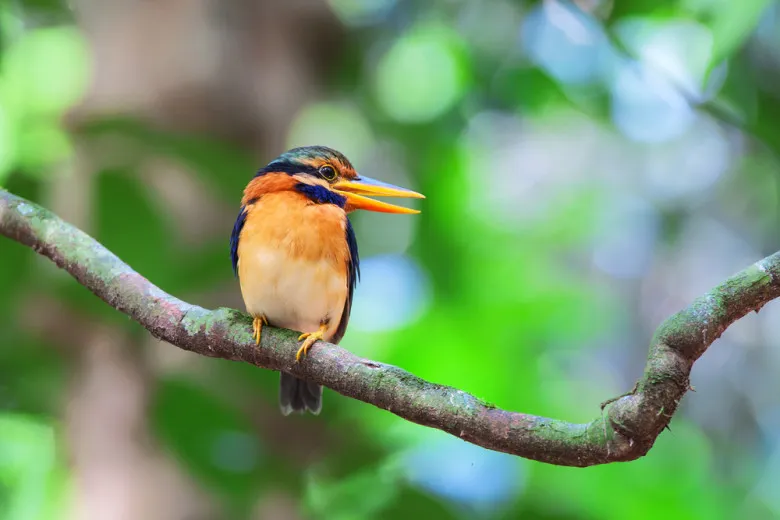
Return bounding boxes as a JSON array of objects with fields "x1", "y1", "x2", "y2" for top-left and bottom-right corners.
[
  {"x1": 233, "y1": 162, "x2": 362, "y2": 416},
  {"x1": 229, "y1": 206, "x2": 247, "y2": 277},
  {"x1": 279, "y1": 372, "x2": 322, "y2": 416},
  {"x1": 230, "y1": 197, "x2": 260, "y2": 276},
  {"x1": 332, "y1": 216, "x2": 359, "y2": 344}
]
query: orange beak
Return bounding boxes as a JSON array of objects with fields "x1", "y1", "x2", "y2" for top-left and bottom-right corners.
[{"x1": 332, "y1": 176, "x2": 425, "y2": 214}]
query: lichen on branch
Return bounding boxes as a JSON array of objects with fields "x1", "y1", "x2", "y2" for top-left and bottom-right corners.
[{"x1": 2, "y1": 187, "x2": 779, "y2": 467}]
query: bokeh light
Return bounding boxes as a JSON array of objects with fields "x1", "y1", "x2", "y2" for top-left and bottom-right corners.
[
  {"x1": 404, "y1": 434, "x2": 525, "y2": 513},
  {"x1": 327, "y1": 0, "x2": 397, "y2": 27},
  {"x1": 287, "y1": 102, "x2": 376, "y2": 165},
  {"x1": 374, "y1": 23, "x2": 469, "y2": 123},
  {"x1": 522, "y1": 1, "x2": 610, "y2": 86},
  {"x1": 1, "y1": 0, "x2": 779, "y2": 518},
  {"x1": 350, "y1": 254, "x2": 431, "y2": 334}
]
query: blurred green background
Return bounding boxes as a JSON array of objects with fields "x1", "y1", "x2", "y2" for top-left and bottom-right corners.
[{"x1": 1, "y1": 0, "x2": 780, "y2": 518}]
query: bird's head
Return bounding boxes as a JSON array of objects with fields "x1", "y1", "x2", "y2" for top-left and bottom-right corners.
[{"x1": 243, "y1": 146, "x2": 424, "y2": 213}]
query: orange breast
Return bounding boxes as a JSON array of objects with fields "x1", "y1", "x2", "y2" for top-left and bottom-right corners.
[{"x1": 237, "y1": 192, "x2": 350, "y2": 340}]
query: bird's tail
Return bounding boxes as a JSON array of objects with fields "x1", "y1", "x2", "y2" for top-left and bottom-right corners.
[{"x1": 279, "y1": 372, "x2": 322, "y2": 415}]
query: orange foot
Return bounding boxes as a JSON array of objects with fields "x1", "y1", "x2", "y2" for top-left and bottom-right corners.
[
  {"x1": 296, "y1": 323, "x2": 329, "y2": 362},
  {"x1": 252, "y1": 315, "x2": 268, "y2": 345}
]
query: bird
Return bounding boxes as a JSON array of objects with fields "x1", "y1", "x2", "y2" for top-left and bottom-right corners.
[{"x1": 230, "y1": 146, "x2": 424, "y2": 415}]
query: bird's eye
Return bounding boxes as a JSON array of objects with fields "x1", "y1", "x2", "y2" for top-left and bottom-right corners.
[{"x1": 319, "y1": 165, "x2": 337, "y2": 181}]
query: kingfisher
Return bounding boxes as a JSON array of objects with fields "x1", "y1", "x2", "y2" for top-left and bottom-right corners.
[{"x1": 230, "y1": 146, "x2": 424, "y2": 415}]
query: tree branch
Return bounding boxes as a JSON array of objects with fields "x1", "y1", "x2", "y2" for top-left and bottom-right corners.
[{"x1": 2, "y1": 187, "x2": 779, "y2": 467}]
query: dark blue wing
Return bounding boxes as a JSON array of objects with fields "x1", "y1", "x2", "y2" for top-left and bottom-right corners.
[
  {"x1": 332, "y1": 216, "x2": 360, "y2": 344},
  {"x1": 230, "y1": 206, "x2": 248, "y2": 277}
]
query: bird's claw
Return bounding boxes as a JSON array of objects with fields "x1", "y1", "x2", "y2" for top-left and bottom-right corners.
[
  {"x1": 296, "y1": 327, "x2": 326, "y2": 362},
  {"x1": 252, "y1": 315, "x2": 268, "y2": 345}
]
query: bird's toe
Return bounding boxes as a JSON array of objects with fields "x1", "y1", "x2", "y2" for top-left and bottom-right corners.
[
  {"x1": 252, "y1": 315, "x2": 268, "y2": 345},
  {"x1": 295, "y1": 328, "x2": 326, "y2": 362}
]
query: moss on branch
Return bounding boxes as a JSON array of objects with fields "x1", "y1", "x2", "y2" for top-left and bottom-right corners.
[{"x1": 3, "y1": 187, "x2": 780, "y2": 467}]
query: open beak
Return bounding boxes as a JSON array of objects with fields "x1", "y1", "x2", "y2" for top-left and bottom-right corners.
[{"x1": 332, "y1": 176, "x2": 425, "y2": 214}]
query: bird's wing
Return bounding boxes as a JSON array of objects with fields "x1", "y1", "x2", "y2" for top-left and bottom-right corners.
[
  {"x1": 230, "y1": 205, "x2": 248, "y2": 276},
  {"x1": 332, "y1": 216, "x2": 360, "y2": 344}
]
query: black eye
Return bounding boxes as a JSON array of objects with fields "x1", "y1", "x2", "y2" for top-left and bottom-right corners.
[{"x1": 319, "y1": 165, "x2": 337, "y2": 181}]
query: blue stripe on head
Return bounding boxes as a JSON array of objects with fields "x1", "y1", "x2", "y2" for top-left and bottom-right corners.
[{"x1": 295, "y1": 183, "x2": 347, "y2": 207}]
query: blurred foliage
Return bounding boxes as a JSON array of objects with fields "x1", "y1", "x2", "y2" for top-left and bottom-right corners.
[
  {"x1": 0, "y1": 415, "x2": 67, "y2": 520},
  {"x1": 1, "y1": 0, "x2": 780, "y2": 519}
]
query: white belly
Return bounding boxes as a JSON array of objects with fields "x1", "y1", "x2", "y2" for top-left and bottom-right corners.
[{"x1": 238, "y1": 247, "x2": 347, "y2": 340}]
